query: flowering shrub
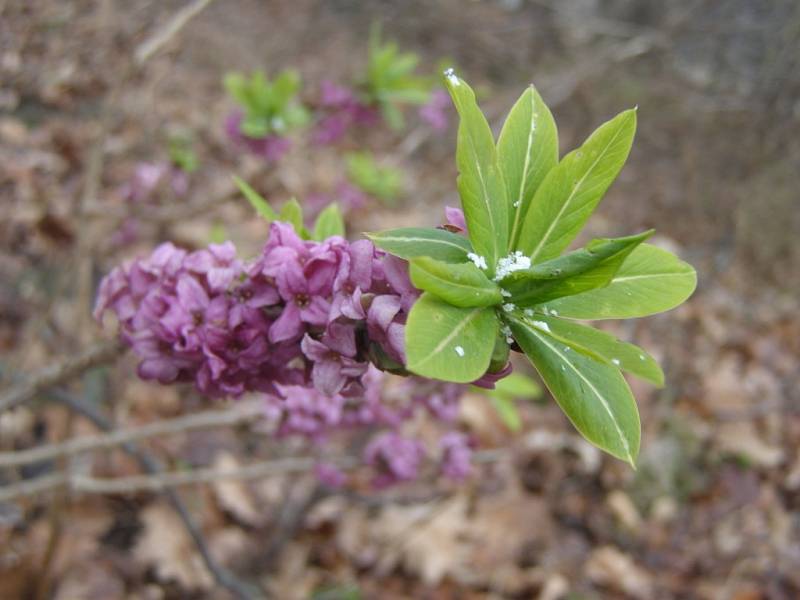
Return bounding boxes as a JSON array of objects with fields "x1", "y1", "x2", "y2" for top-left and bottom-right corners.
[
  {"x1": 370, "y1": 69, "x2": 697, "y2": 465},
  {"x1": 97, "y1": 69, "x2": 696, "y2": 485}
]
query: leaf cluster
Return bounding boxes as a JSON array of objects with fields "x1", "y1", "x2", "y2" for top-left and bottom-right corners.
[
  {"x1": 369, "y1": 71, "x2": 697, "y2": 465},
  {"x1": 233, "y1": 176, "x2": 345, "y2": 241},
  {"x1": 361, "y1": 25, "x2": 434, "y2": 129},
  {"x1": 224, "y1": 69, "x2": 309, "y2": 138},
  {"x1": 346, "y1": 152, "x2": 404, "y2": 204}
]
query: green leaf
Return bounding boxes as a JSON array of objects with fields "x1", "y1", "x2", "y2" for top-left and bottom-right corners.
[
  {"x1": 508, "y1": 315, "x2": 640, "y2": 465},
  {"x1": 498, "y1": 85, "x2": 559, "y2": 250},
  {"x1": 492, "y1": 371, "x2": 543, "y2": 400},
  {"x1": 279, "y1": 198, "x2": 308, "y2": 238},
  {"x1": 489, "y1": 396, "x2": 522, "y2": 432},
  {"x1": 540, "y1": 244, "x2": 697, "y2": 319},
  {"x1": 405, "y1": 293, "x2": 498, "y2": 383},
  {"x1": 313, "y1": 203, "x2": 345, "y2": 240},
  {"x1": 444, "y1": 71, "x2": 508, "y2": 276},
  {"x1": 232, "y1": 175, "x2": 277, "y2": 222},
  {"x1": 346, "y1": 152, "x2": 403, "y2": 203},
  {"x1": 365, "y1": 228, "x2": 473, "y2": 263},
  {"x1": 409, "y1": 256, "x2": 502, "y2": 308},
  {"x1": 522, "y1": 314, "x2": 664, "y2": 386},
  {"x1": 518, "y1": 109, "x2": 637, "y2": 263},
  {"x1": 502, "y1": 231, "x2": 652, "y2": 306}
]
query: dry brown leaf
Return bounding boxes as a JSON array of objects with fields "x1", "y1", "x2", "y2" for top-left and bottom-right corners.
[
  {"x1": 586, "y1": 546, "x2": 653, "y2": 599},
  {"x1": 211, "y1": 452, "x2": 264, "y2": 526},
  {"x1": 133, "y1": 503, "x2": 213, "y2": 590}
]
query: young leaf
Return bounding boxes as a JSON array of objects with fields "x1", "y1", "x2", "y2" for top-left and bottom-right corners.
[
  {"x1": 498, "y1": 85, "x2": 559, "y2": 250},
  {"x1": 492, "y1": 371, "x2": 543, "y2": 400},
  {"x1": 279, "y1": 198, "x2": 308, "y2": 238},
  {"x1": 518, "y1": 109, "x2": 637, "y2": 262},
  {"x1": 313, "y1": 203, "x2": 345, "y2": 240},
  {"x1": 521, "y1": 314, "x2": 664, "y2": 386},
  {"x1": 489, "y1": 396, "x2": 522, "y2": 432},
  {"x1": 365, "y1": 228, "x2": 473, "y2": 263},
  {"x1": 502, "y1": 231, "x2": 652, "y2": 306},
  {"x1": 539, "y1": 243, "x2": 697, "y2": 319},
  {"x1": 405, "y1": 293, "x2": 498, "y2": 383},
  {"x1": 444, "y1": 71, "x2": 508, "y2": 275},
  {"x1": 232, "y1": 175, "x2": 277, "y2": 222},
  {"x1": 409, "y1": 256, "x2": 503, "y2": 308},
  {"x1": 508, "y1": 315, "x2": 640, "y2": 465}
]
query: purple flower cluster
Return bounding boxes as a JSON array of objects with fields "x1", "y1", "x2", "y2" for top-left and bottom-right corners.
[
  {"x1": 225, "y1": 110, "x2": 291, "y2": 162},
  {"x1": 312, "y1": 80, "x2": 380, "y2": 145},
  {"x1": 95, "y1": 219, "x2": 496, "y2": 487},
  {"x1": 95, "y1": 222, "x2": 414, "y2": 398}
]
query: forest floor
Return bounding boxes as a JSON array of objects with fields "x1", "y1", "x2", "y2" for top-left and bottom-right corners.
[{"x1": 1, "y1": 1, "x2": 799, "y2": 598}]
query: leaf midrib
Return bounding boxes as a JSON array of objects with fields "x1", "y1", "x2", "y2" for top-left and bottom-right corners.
[
  {"x1": 523, "y1": 320, "x2": 634, "y2": 464},
  {"x1": 416, "y1": 267, "x2": 498, "y2": 299},
  {"x1": 528, "y1": 117, "x2": 629, "y2": 263},
  {"x1": 373, "y1": 234, "x2": 470, "y2": 252},
  {"x1": 409, "y1": 306, "x2": 485, "y2": 369},
  {"x1": 509, "y1": 89, "x2": 537, "y2": 249}
]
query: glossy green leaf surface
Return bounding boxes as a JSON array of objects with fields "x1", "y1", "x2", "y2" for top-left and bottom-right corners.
[
  {"x1": 409, "y1": 257, "x2": 503, "y2": 308},
  {"x1": 518, "y1": 109, "x2": 637, "y2": 262},
  {"x1": 405, "y1": 293, "x2": 498, "y2": 383},
  {"x1": 508, "y1": 315, "x2": 640, "y2": 466},
  {"x1": 365, "y1": 228, "x2": 473, "y2": 263},
  {"x1": 498, "y1": 85, "x2": 559, "y2": 250},
  {"x1": 539, "y1": 243, "x2": 697, "y2": 319},
  {"x1": 444, "y1": 72, "x2": 508, "y2": 275},
  {"x1": 502, "y1": 231, "x2": 652, "y2": 306},
  {"x1": 524, "y1": 314, "x2": 664, "y2": 386}
]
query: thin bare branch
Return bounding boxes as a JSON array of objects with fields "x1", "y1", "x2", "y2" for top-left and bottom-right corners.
[
  {"x1": 0, "y1": 455, "x2": 357, "y2": 503},
  {"x1": 50, "y1": 390, "x2": 262, "y2": 600},
  {"x1": 0, "y1": 402, "x2": 264, "y2": 468},
  {"x1": 135, "y1": 0, "x2": 217, "y2": 65},
  {"x1": 0, "y1": 340, "x2": 124, "y2": 413}
]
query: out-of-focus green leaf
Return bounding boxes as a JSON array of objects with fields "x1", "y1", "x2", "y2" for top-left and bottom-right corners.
[
  {"x1": 313, "y1": 203, "x2": 346, "y2": 240},
  {"x1": 232, "y1": 175, "x2": 277, "y2": 222}
]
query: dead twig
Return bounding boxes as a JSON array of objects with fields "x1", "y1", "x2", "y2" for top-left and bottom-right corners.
[
  {"x1": 0, "y1": 401, "x2": 264, "y2": 468},
  {"x1": 0, "y1": 453, "x2": 357, "y2": 503},
  {"x1": 0, "y1": 339, "x2": 124, "y2": 413},
  {"x1": 134, "y1": 0, "x2": 217, "y2": 66}
]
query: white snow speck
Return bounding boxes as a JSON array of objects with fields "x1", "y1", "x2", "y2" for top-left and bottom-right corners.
[
  {"x1": 502, "y1": 303, "x2": 516, "y2": 312},
  {"x1": 494, "y1": 251, "x2": 531, "y2": 281},
  {"x1": 444, "y1": 67, "x2": 460, "y2": 86},
  {"x1": 454, "y1": 345, "x2": 465, "y2": 357},
  {"x1": 467, "y1": 252, "x2": 488, "y2": 270},
  {"x1": 532, "y1": 320, "x2": 550, "y2": 333},
  {"x1": 550, "y1": 309, "x2": 558, "y2": 316},
  {"x1": 512, "y1": 200, "x2": 521, "y2": 207},
  {"x1": 612, "y1": 358, "x2": 621, "y2": 366},
  {"x1": 523, "y1": 308, "x2": 535, "y2": 317},
  {"x1": 500, "y1": 289, "x2": 512, "y2": 297}
]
